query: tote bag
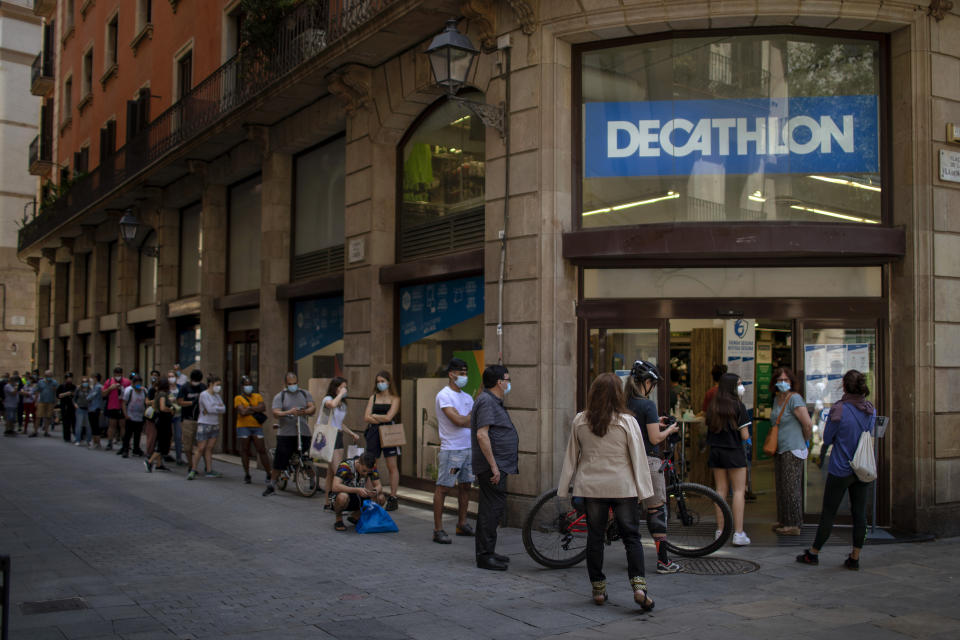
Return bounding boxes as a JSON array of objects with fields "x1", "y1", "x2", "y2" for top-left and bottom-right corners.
[
  {"x1": 311, "y1": 406, "x2": 339, "y2": 464},
  {"x1": 850, "y1": 427, "x2": 877, "y2": 483}
]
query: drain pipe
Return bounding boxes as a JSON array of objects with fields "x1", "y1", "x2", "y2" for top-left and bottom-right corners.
[{"x1": 497, "y1": 38, "x2": 511, "y2": 365}]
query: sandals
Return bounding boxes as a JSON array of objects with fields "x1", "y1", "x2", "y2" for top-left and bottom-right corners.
[
  {"x1": 334, "y1": 520, "x2": 346, "y2": 531},
  {"x1": 796, "y1": 549, "x2": 819, "y2": 565},
  {"x1": 630, "y1": 576, "x2": 655, "y2": 611},
  {"x1": 590, "y1": 581, "x2": 607, "y2": 606}
]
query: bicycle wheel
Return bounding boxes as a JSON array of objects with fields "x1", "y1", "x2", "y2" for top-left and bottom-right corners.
[
  {"x1": 295, "y1": 462, "x2": 319, "y2": 497},
  {"x1": 662, "y1": 482, "x2": 733, "y2": 557},
  {"x1": 522, "y1": 488, "x2": 588, "y2": 569}
]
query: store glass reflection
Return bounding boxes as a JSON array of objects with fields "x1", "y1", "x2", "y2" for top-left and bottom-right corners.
[
  {"x1": 292, "y1": 297, "x2": 344, "y2": 383},
  {"x1": 580, "y1": 33, "x2": 882, "y2": 227}
]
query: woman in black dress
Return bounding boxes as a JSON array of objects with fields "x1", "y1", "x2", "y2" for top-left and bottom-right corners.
[
  {"x1": 363, "y1": 370, "x2": 401, "y2": 511},
  {"x1": 705, "y1": 373, "x2": 752, "y2": 546},
  {"x1": 145, "y1": 378, "x2": 176, "y2": 472}
]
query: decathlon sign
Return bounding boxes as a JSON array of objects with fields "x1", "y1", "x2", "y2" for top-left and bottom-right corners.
[{"x1": 584, "y1": 96, "x2": 879, "y2": 177}]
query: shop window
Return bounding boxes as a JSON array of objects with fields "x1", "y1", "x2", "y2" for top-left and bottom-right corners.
[
  {"x1": 228, "y1": 175, "x2": 261, "y2": 293},
  {"x1": 176, "y1": 318, "x2": 201, "y2": 369},
  {"x1": 179, "y1": 203, "x2": 202, "y2": 297},
  {"x1": 138, "y1": 230, "x2": 158, "y2": 307},
  {"x1": 292, "y1": 296, "x2": 344, "y2": 383},
  {"x1": 398, "y1": 92, "x2": 485, "y2": 262},
  {"x1": 293, "y1": 137, "x2": 345, "y2": 279},
  {"x1": 398, "y1": 276, "x2": 484, "y2": 481},
  {"x1": 579, "y1": 33, "x2": 882, "y2": 228}
]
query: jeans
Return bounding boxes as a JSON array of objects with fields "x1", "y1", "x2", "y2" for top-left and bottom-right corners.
[
  {"x1": 475, "y1": 471, "x2": 508, "y2": 561},
  {"x1": 584, "y1": 498, "x2": 645, "y2": 583},
  {"x1": 172, "y1": 417, "x2": 183, "y2": 460},
  {"x1": 122, "y1": 419, "x2": 144, "y2": 453},
  {"x1": 813, "y1": 472, "x2": 871, "y2": 550},
  {"x1": 74, "y1": 409, "x2": 91, "y2": 443}
]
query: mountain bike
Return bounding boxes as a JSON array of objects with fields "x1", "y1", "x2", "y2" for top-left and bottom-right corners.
[
  {"x1": 522, "y1": 437, "x2": 733, "y2": 568},
  {"x1": 268, "y1": 417, "x2": 319, "y2": 497}
]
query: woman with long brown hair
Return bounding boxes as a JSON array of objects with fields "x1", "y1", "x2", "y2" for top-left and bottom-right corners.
[
  {"x1": 364, "y1": 370, "x2": 401, "y2": 511},
  {"x1": 320, "y1": 377, "x2": 363, "y2": 504},
  {"x1": 557, "y1": 373, "x2": 655, "y2": 610},
  {"x1": 705, "y1": 372, "x2": 752, "y2": 546}
]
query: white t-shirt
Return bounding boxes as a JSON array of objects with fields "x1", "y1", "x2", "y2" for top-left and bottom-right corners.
[
  {"x1": 436, "y1": 385, "x2": 474, "y2": 450},
  {"x1": 319, "y1": 396, "x2": 347, "y2": 431}
]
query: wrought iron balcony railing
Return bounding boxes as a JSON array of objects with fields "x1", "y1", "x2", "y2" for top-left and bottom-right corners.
[
  {"x1": 19, "y1": 0, "x2": 394, "y2": 252},
  {"x1": 30, "y1": 51, "x2": 55, "y2": 96}
]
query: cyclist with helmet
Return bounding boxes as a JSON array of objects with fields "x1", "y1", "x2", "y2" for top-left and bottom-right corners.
[
  {"x1": 234, "y1": 375, "x2": 271, "y2": 485},
  {"x1": 624, "y1": 360, "x2": 682, "y2": 574}
]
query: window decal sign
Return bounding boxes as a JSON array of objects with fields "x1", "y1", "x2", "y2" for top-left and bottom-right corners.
[
  {"x1": 399, "y1": 276, "x2": 484, "y2": 347},
  {"x1": 584, "y1": 96, "x2": 879, "y2": 177},
  {"x1": 293, "y1": 296, "x2": 344, "y2": 361}
]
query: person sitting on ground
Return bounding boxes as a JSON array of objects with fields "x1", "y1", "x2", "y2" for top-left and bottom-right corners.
[{"x1": 331, "y1": 451, "x2": 385, "y2": 531}]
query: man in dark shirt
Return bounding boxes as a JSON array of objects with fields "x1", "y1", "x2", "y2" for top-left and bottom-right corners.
[
  {"x1": 57, "y1": 373, "x2": 77, "y2": 443},
  {"x1": 471, "y1": 364, "x2": 518, "y2": 571},
  {"x1": 177, "y1": 369, "x2": 206, "y2": 466}
]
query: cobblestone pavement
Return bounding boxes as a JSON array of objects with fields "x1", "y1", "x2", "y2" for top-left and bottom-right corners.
[{"x1": 1, "y1": 435, "x2": 957, "y2": 639}]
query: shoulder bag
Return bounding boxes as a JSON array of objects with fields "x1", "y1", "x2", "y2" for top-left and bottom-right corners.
[{"x1": 762, "y1": 392, "x2": 794, "y2": 457}]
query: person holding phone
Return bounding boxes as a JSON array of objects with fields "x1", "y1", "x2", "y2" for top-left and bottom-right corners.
[{"x1": 263, "y1": 372, "x2": 315, "y2": 496}]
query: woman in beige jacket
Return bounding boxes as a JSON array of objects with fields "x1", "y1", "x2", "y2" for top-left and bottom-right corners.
[{"x1": 557, "y1": 373, "x2": 655, "y2": 610}]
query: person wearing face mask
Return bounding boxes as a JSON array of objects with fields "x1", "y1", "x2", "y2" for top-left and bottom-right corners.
[
  {"x1": 234, "y1": 375, "x2": 271, "y2": 485},
  {"x1": 88, "y1": 373, "x2": 104, "y2": 448},
  {"x1": 102, "y1": 367, "x2": 130, "y2": 450},
  {"x1": 72, "y1": 376, "x2": 93, "y2": 446},
  {"x1": 165, "y1": 371, "x2": 182, "y2": 464},
  {"x1": 188, "y1": 375, "x2": 226, "y2": 480},
  {"x1": 264, "y1": 372, "x2": 316, "y2": 496},
  {"x1": 57, "y1": 372, "x2": 77, "y2": 443},
  {"x1": 177, "y1": 369, "x2": 206, "y2": 466},
  {"x1": 145, "y1": 378, "x2": 177, "y2": 473},
  {"x1": 142, "y1": 370, "x2": 162, "y2": 458},
  {"x1": 363, "y1": 370, "x2": 401, "y2": 511},
  {"x1": 34, "y1": 369, "x2": 58, "y2": 438},
  {"x1": 624, "y1": 360, "x2": 682, "y2": 574},
  {"x1": 770, "y1": 366, "x2": 813, "y2": 536},
  {"x1": 319, "y1": 377, "x2": 363, "y2": 503},
  {"x1": 471, "y1": 365, "x2": 519, "y2": 571},
  {"x1": 431, "y1": 359, "x2": 476, "y2": 544},
  {"x1": 705, "y1": 373, "x2": 752, "y2": 546},
  {"x1": 121, "y1": 375, "x2": 148, "y2": 458}
]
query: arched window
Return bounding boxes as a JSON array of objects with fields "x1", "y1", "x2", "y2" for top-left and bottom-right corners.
[
  {"x1": 138, "y1": 229, "x2": 158, "y2": 306},
  {"x1": 398, "y1": 91, "x2": 485, "y2": 262}
]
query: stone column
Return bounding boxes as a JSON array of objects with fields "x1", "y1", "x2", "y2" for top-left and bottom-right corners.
[
  {"x1": 115, "y1": 241, "x2": 138, "y2": 373},
  {"x1": 67, "y1": 251, "x2": 84, "y2": 375},
  {"x1": 259, "y1": 150, "x2": 292, "y2": 452},
  {"x1": 155, "y1": 208, "x2": 180, "y2": 373},
  {"x1": 51, "y1": 260, "x2": 69, "y2": 375},
  {"x1": 89, "y1": 242, "x2": 109, "y2": 379},
  {"x1": 199, "y1": 183, "x2": 227, "y2": 382}
]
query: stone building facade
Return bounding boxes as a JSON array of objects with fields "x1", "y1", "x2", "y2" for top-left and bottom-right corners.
[{"x1": 17, "y1": 0, "x2": 960, "y2": 535}]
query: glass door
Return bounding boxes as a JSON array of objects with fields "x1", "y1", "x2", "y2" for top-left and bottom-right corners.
[
  {"x1": 225, "y1": 330, "x2": 259, "y2": 455},
  {"x1": 584, "y1": 321, "x2": 666, "y2": 410},
  {"x1": 800, "y1": 322, "x2": 880, "y2": 517}
]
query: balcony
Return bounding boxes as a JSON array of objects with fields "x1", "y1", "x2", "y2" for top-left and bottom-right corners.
[
  {"x1": 17, "y1": 0, "x2": 461, "y2": 254},
  {"x1": 31, "y1": 52, "x2": 55, "y2": 96},
  {"x1": 29, "y1": 134, "x2": 54, "y2": 177},
  {"x1": 33, "y1": 0, "x2": 56, "y2": 19}
]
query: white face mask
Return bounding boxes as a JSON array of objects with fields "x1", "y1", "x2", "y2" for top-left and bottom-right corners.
[
  {"x1": 737, "y1": 384, "x2": 745, "y2": 397},
  {"x1": 168, "y1": 377, "x2": 177, "y2": 386},
  {"x1": 213, "y1": 384, "x2": 222, "y2": 394},
  {"x1": 455, "y1": 375, "x2": 468, "y2": 389}
]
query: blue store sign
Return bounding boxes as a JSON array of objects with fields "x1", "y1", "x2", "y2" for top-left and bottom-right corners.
[
  {"x1": 293, "y1": 297, "x2": 344, "y2": 361},
  {"x1": 399, "y1": 276, "x2": 484, "y2": 347},
  {"x1": 584, "y1": 96, "x2": 879, "y2": 177}
]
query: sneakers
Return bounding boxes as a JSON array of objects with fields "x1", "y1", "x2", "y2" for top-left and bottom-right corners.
[
  {"x1": 385, "y1": 495, "x2": 399, "y2": 511},
  {"x1": 205, "y1": 470, "x2": 223, "y2": 478},
  {"x1": 262, "y1": 485, "x2": 276, "y2": 497},
  {"x1": 187, "y1": 470, "x2": 197, "y2": 480},
  {"x1": 433, "y1": 530, "x2": 452, "y2": 544},
  {"x1": 656, "y1": 560, "x2": 681, "y2": 574},
  {"x1": 105, "y1": 443, "x2": 113, "y2": 451},
  {"x1": 844, "y1": 555, "x2": 860, "y2": 571},
  {"x1": 144, "y1": 460, "x2": 153, "y2": 473},
  {"x1": 796, "y1": 549, "x2": 819, "y2": 565},
  {"x1": 732, "y1": 531, "x2": 751, "y2": 546},
  {"x1": 243, "y1": 474, "x2": 252, "y2": 484},
  {"x1": 455, "y1": 523, "x2": 476, "y2": 537}
]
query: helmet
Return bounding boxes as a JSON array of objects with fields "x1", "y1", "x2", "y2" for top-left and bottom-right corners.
[{"x1": 630, "y1": 360, "x2": 661, "y2": 385}]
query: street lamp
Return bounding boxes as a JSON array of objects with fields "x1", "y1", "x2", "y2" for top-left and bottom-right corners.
[
  {"x1": 118, "y1": 208, "x2": 139, "y2": 246},
  {"x1": 426, "y1": 19, "x2": 505, "y2": 138}
]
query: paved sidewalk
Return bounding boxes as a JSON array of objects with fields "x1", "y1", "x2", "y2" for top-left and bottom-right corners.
[{"x1": 1, "y1": 435, "x2": 957, "y2": 639}]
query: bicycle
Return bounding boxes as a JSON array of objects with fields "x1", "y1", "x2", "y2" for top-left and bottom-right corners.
[
  {"x1": 268, "y1": 417, "x2": 319, "y2": 497},
  {"x1": 522, "y1": 435, "x2": 733, "y2": 568}
]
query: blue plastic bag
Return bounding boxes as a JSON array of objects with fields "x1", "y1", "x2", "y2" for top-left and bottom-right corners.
[{"x1": 355, "y1": 499, "x2": 399, "y2": 534}]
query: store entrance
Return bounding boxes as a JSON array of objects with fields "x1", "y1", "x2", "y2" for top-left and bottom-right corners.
[
  {"x1": 225, "y1": 330, "x2": 259, "y2": 455},
  {"x1": 579, "y1": 307, "x2": 885, "y2": 528}
]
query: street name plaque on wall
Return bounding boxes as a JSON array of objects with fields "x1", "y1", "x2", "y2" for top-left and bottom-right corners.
[{"x1": 940, "y1": 149, "x2": 960, "y2": 183}]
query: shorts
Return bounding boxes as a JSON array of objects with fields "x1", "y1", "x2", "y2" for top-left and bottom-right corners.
[
  {"x1": 642, "y1": 455, "x2": 668, "y2": 509},
  {"x1": 708, "y1": 445, "x2": 748, "y2": 469},
  {"x1": 334, "y1": 430, "x2": 343, "y2": 450},
  {"x1": 334, "y1": 493, "x2": 363, "y2": 512},
  {"x1": 365, "y1": 424, "x2": 399, "y2": 458},
  {"x1": 35, "y1": 402, "x2": 54, "y2": 419},
  {"x1": 436, "y1": 448, "x2": 474, "y2": 487},
  {"x1": 196, "y1": 423, "x2": 220, "y2": 442},
  {"x1": 237, "y1": 426, "x2": 264, "y2": 439},
  {"x1": 274, "y1": 435, "x2": 311, "y2": 471},
  {"x1": 106, "y1": 408, "x2": 124, "y2": 420}
]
